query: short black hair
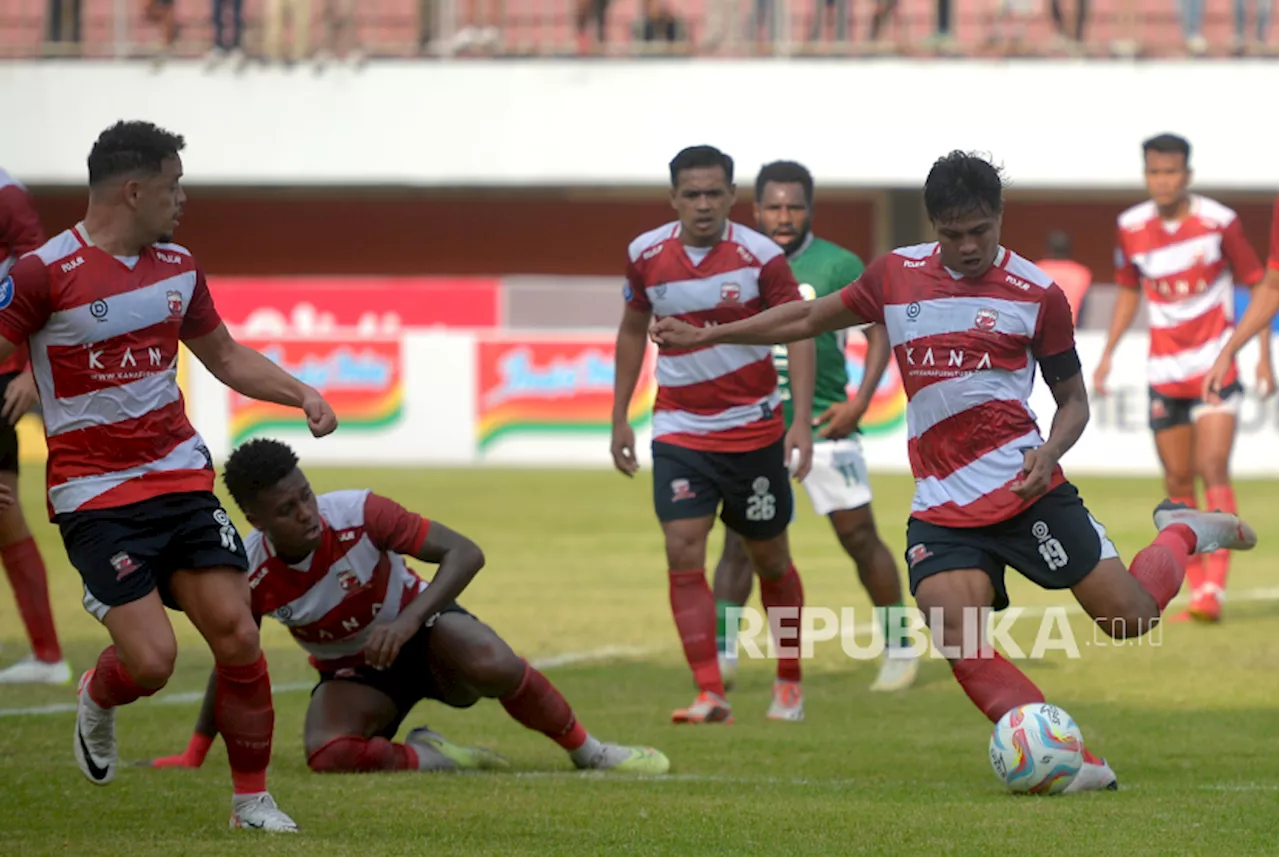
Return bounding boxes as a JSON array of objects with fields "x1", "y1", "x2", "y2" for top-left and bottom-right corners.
[
  {"x1": 669, "y1": 145, "x2": 734, "y2": 187},
  {"x1": 87, "y1": 120, "x2": 186, "y2": 187},
  {"x1": 223, "y1": 438, "x2": 300, "y2": 512},
  {"x1": 755, "y1": 161, "x2": 814, "y2": 204},
  {"x1": 923, "y1": 151, "x2": 1004, "y2": 222},
  {"x1": 1142, "y1": 133, "x2": 1191, "y2": 165}
]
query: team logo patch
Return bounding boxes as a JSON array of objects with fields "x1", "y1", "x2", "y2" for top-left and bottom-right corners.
[
  {"x1": 337, "y1": 569, "x2": 362, "y2": 592},
  {"x1": 166, "y1": 290, "x2": 184, "y2": 319},
  {"x1": 907, "y1": 544, "x2": 932, "y2": 568},
  {"x1": 1150, "y1": 398, "x2": 1168, "y2": 420},
  {"x1": 719, "y1": 282, "x2": 741, "y2": 303},
  {"x1": 110, "y1": 552, "x2": 141, "y2": 581},
  {"x1": 90, "y1": 299, "x2": 108, "y2": 320},
  {"x1": 671, "y1": 479, "x2": 696, "y2": 502},
  {"x1": 654, "y1": 284, "x2": 667, "y2": 299},
  {"x1": 623, "y1": 282, "x2": 633, "y2": 301},
  {"x1": 974, "y1": 307, "x2": 999, "y2": 331},
  {"x1": 0, "y1": 276, "x2": 12, "y2": 311},
  {"x1": 905, "y1": 301, "x2": 921, "y2": 319}
]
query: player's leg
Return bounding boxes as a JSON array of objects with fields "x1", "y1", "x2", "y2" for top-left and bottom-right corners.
[
  {"x1": 1150, "y1": 394, "x2": 1205, "y2": 617},
  {"x1": 0, "y1": 449, "x2": 69, "y2": 684},
  {"x1": 652, "y1": 441, "x2": 731, "y2": 723},
  {"x1": 711, "y1": 526, "x2": 752, "y2": 690},
  {"x1": 724, "y1": 439, "x2": 804, "y2": 721},
  {"x1": 809, "y1": 437, "x2": 917, "y2": 691},
  {"x1": 1188, "y1": 387, "x2": 1242, "y2": 621},
  {"x1": 426, "y1": 610, "x2": 670, "y2": 773}
]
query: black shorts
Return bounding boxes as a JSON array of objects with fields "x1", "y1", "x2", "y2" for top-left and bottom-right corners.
[
  {"x1": 652, "y1": 437, "x2": 794, "y2": 541},
  {"x1": 0, "y1": 372, "x2": 21, "y2": 473},
  {"x1": 1149, "y1": 380, "x2": 1243, "y2": 432},
  {"x1": 312, "y1": 603, "x2": 476, "y2": 740},
  {"x1": 903, "y1": 483, "x2": 1119, "y2": 612},
  {"x1": 57, "y1": 491, "x2": 249, "y2": 619}
]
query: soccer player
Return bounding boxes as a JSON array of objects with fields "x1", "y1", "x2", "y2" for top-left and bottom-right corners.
[
  {"x1": 0, "y1": 168, "x2": 69, "y2": 685},
  {"x1": 650, "y1": 151, "x2": 1258, "y2": 791},
  {"x1": 0, "y1": 122, "x2": 340, "y2": 832},
  {"x1": 611, "y1": 145, "x2": 815, "y2": 724},
  {"x1": 712, "y1": 160, "x2": 917, "y2": 694},
  {"x1": 153, "y1": 439, "x2": 671, "y2": 776},
  {"x1": 1098, "y1": 134, "x2": 1270, "y2": 623}
]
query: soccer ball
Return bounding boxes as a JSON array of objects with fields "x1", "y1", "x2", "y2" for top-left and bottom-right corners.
[{"x1": 989, "y1": 703, "x2": 1084, "y2": 794}]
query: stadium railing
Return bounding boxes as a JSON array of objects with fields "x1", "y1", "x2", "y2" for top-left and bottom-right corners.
[{"x1": 1, "y1": 0, "x2": 1275, "y2": 60}]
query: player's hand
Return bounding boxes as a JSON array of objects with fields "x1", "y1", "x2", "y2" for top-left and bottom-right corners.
[
  {"x1": 815, "y1": 399, "x2": 867, "y2": 440},
  {"x1": 364, "y1": 618, "x2": 416, "y2": 671},
  {"x1": 1256, "y1": 355, "x2": 1276, "y2": 400},
  {"x1": 301, "y1": 390, "x2": 338, "y2": 437},
  {"x1": 610, "y1": 422, "x2": 639, "y2": 477},
  {"x1": 1009, "y1": 447, "x2": 1057, "y2": 500},
  {"x1": 785, "y1": 423, "x2": 813, "y2": 482},
  {"x1": 649, "y1": 317, "x2": 704, "y2": 350},
  {"x1": 1201, "y1": 354, "x2": 1232, "y2": 404},
  {"x1": 0, "y1": 482, "x2": 14, "y2": 513},
  {"x1": 1091, "y1": 354, "x2": 1112, "y2": 397},
  {"x1": 1, "y1": 371, "x2": 38, "y2": 426}
]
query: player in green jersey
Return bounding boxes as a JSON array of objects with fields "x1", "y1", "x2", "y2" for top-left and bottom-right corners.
[{"x1": 713, "y1": 161, "x2": 919, "y2": 693}]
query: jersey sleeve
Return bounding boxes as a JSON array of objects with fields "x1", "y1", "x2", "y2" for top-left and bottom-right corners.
[
  {"x1": 759, "y1": 254, "x2": 803, "y2": 307},
  {"x1": 839, "y1": 254, "x2": 888, "y2": 325},
  {"x1": 623, "y1": 257, "x2": 652, "y2": 313},
  {"x1": 1033, "y1": 283, "x2": 1077, "y2": 358},
  {"x1": 179, "y1": 266, "x2": 225, "y2": 341},
  {"x1": 1221, "y1": 213, "x2": 1265, "y2": 286},
  {"x1": 1113, "y1": 226, "x2": 1140, "y2": 289},
  {"x1": 0, "y1": 255, "x2": 53, "y2": 347},
  {"x1": 0, "y1": 186, "x2": 46, "y2": 255},
  {"x1": 833, "y1": 251, "x2": 867, "y2": 294},
  {"x1": 1269, "y1": 199, "x2": 1278, "y2": 272},
  {"x1": 364, "y1": 493, "x2": 431, "y2": 556}
]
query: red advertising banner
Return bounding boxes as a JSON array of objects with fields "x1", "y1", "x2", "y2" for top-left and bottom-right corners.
[{"x1": 209, "y1": 277, "x2": 501, "y2": 333}]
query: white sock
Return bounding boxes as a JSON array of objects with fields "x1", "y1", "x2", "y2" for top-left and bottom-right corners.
[{"x1": 568, "y1": 735, "x2": 605, "y2": 767}]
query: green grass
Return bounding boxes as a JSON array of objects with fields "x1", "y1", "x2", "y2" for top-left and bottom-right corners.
[{"x1": 0, "y1": 468, "x2": 1276, "y2": 856}]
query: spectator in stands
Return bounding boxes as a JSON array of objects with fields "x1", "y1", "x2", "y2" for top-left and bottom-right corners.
[
  {"x1": 809, "y1": 0, "x2": 851, "y2": 45},
  {"x1": 263, "y1": 0, "x2": 312, "y2": 63},
  {"x1": 449, "y1": 0, "x2": 504, "y2": 54},
  {"x1": 868, "y1": 0, "x2": 898, "y2": 46},
  {"x1": 209, "y1": 0, "x2": 246, "y2": 63},
  {"x1": 1037, "y1": 230, "x2": 1092, "y2": 323},
  {"x1": 926, "y1": 0, "x2": 956, "y2": 53},
  {"x1": 575, "y1": 0, "x2": 610, "y2": 54},
  {"x1": 1179, "y1": 0, "x2": 1207, "y2": 54},
  {"x1": 635, "y1": 0, "x2": 685, "y2": 48},
  {"x1": 986, "y1": 0, "x2": 1037, "y2": 54},
  {"x1": 143, "y1": 0, "x2": 179, "y2": 59},
  {"x1": 317, "y1": 0, "x2": 362, "y2": 65},
  {"x1": 1233, "y1": 0, "x2": 1270, "y2": 54},
  {"x1": 1049, "y1": 0, "x2": 1087, "y2": 47},
  {"x1": 46, "y1": 0, "x2": 82, "y2": 52},
  {"x1": 700, "y1": 0, "x2": 738, "y2": 53}
]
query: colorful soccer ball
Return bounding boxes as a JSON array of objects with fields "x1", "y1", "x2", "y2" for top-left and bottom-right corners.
[{"x1": 989, "y1": 703, "x2": 1084, "y2": 794}]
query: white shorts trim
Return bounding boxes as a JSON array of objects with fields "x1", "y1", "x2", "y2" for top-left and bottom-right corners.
[
  {"x1": 800, "y1": 437, "x2": 873, "y2": 516},
  {"x1": 1190, "y1": 388, "x2": 1243, "y2": 423},
  {"x1": 1087, "y1": 512, "x2": 1120, "y2": 561}
]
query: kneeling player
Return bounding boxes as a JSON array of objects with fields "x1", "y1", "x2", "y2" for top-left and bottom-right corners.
[{"x1": 153, "y1": 439, "x2": 670, "y2": 776}]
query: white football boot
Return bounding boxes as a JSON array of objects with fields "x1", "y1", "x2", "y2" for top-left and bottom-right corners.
[
  {"x1": 765, "y1": 680, "x2": 804, "y2": 722},
  {"x1": 0, "y1": 654, "x2": 72, "y2": 685},
  {"x1": 230, "y1": 793, "x2": 299, "y2": 832},
  {"x1": 73, "y1": 670, "x2": 117, "y2": 786},
  {"x1": 1153, "y1": 500, "x2": 1257, "y2": 553},
  {"x1": 869, "y1": 651, "x2": 919, "y2": 692},
  {"x1": 1065, "y1": 757, "x2": 1119, "y2": 793}
]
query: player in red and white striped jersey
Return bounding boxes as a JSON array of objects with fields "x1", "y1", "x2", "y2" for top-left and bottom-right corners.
[
  {"x1": 611, "y1": 146, "x2": 815, "y2": 725},
  {"x1": 0, "y1": 168, "x2": 68, "y2": 686},
  {"x1": 153, "y1": 439, "x2": 670, "y2": 776},
  {"x1": 0, "y1": 122, "x2": 339, "y2": 832},
  {"x1": 1098, "y1": 134, "x2": 1271, "y2": 623},
  {"x1": 653, "y1": 151, "x2": 1259, "y2": 793}
]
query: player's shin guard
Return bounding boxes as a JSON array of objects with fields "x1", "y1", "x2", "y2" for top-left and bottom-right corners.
[
  {"x1": 952, "y1": 652, "x2": 1044, "y2": 724},
  {"x1": 215, "y1": 653, "x2": 274, "y2": 795},
  {"x1": 500, "y1": 660, "x2": 590, "y2": 751},
  {"x1": 668, "y1": 569, "x2": 724, "y2": 696},
  {"x1": 87, "y1": 645, "x2": 161, "y2": 708},
  {"x1": 1130, "y1": 525, "x2": 1196, "y2": 613},
  {"x1": 2, "y1": 537, "x2": 62, "y2": 662},
  {"x1": 1169, "y1": 495, "x2": 1204, "y2": 593},
  {"x1": 307, "y1": 736, "x2": 417, "y2": 773},
  {"x1": 1203, "y1": 486, "x2": 1236, "y2": 591},
  {"x1": 759, "y1": 564, "x2": 803, "y2": 683}
]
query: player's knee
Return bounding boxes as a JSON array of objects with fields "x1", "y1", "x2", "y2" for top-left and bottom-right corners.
[
  {"x1": 461, "y1": 637, "x2": 525, "y2": 697},
  {"x1": 124, "y1": 644, "x2": 177, "y2": 689},
  {"x1": 1197, "y1": 461, "x2": 1230, "y2": 489},
  {"x1": 836, "y1": 522, "x2": 880, "y2": 568},
  {"x1": 1163, "y1": 471, "x2": 1195, "y2": 499},
  {"x1": 206, "y1": 615, "x2": 262, "y2": 666},
  {"x1": 745, "y1": 540, "x2": 790, "y2": 580}
]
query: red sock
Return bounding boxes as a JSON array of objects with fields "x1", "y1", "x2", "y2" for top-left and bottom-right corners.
[
  {"x1": 1203, "y1": 486, "x2": 1236, "y2": 591},
  {"x1": 668, "y1": 569, "x2": 724, "y2": 697},
  {"x1": 1131, "y1": 525, "x2": 1195, "y2": 613},
  {"x1": 307, "y1": 735, "x2": 417, "y2": 773},
  {"x1": 87, "y1": 646, "x2": 161, "y2": 709},
  {"x1": 759, "y1": 564, "x2": 803, "y2": 683},
  {"x1": 952, "y1": 653, "x2": 1045, "y2": 723},
  {"x1": 500, "y1": 660, "x2": 589, "y2": 751},
  {"x1": 1, "y1": 537, "x2": 61, "y2": 662},
  {"x1": 1169, "y1": 495, "x2": 1204, "y2": 593},
  {"x1": 215, "y1": 653, "x2": 274, "y2": 795}
]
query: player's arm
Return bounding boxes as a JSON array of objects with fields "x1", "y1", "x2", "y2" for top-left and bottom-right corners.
[
  {"x1": 1219, "y1": 213, "x2": 1273, "y2": 395},
  {"x1": 0, "y1": 255, "x2": 53, "y2": 366},
  {"x1": 1095, "y1": 232, "x2": 1142, "y2": 395},
  {"x1": 653, "y1": 291, "x2": 860, "y2": 350},
  {"x1": 0, "y1": 185, "x2": 47, "y2": 255},
  {"x1": 611, "y1": 264, "x2": 653, "y2": 476},
  {"x1": 853, "y1": 324, "x2": 891, "y2": 413}
]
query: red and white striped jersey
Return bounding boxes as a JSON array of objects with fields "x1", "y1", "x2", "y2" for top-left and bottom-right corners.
[
  {"x1": 625, "y1": 221, "x2": 803, "y2": 452},
  {"x1": 245, "y1": 490, "x2": 431, "y2": 671},
  {"x1": 841, "y1": 244, "x2": 1076, "y2": 528},
  {"x1": 1114, "y1": 195, "x2": 1265, "y2": 399},
  {"x1": 0, "y1": 168, "x2": 46, "y2": 375},
  {"x1": 0, "y1": 224, "x2": 223, "y2": 518},
  {"x1": 1269, "y1": 197, "x2": 1278, "y2": 273}
]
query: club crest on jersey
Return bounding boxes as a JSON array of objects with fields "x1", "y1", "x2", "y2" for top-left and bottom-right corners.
[
  {"x1": 974, "y1": 307, "x2": 999, "y2": 332},
  {"x1": 0, "y1": 276, "x2": 12, "y2": 311},
  {"x1": 719, "y1": 283, "x2": 741, "y2": 304},
  {"x1": 671, "y1": 479, "x2": 696, "y2": 502},
  {"x1": 110, "y1": 552, "x2": 141, "y2": 580},
  {"x1": 166, "y1": 290, "x2": 184, "y2": 319},
  {"x1": 337, "y1": 569, "x2": 363, "y2": 592}
]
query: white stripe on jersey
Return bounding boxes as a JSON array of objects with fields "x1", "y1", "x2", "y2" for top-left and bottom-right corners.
[
  {"x1": 1127, "y1": 231, "x2": 1225, "y2": 280},
  {"x1": 912, "y1": 429, "x2": 1044, "y2": 513},
  {"x1": 905, "y1": 364, "x2": 1038, "y2": 440},
  {"x1": 653, "y1": 391, "x2": 782, "y2": 439},
  {"x1": 1146, "y1": 273, "x2": 1234, "y2": 329},
  {"x1": 47, "y1": 432, "x2": 209, "y2": 514},
  {"x1": 1147, "y1": 329, "x2": 1234, "y2": 386},
  {"x1": 38, "y1": 271, "x2": 197, "y2": 348},
  {"x1": 39, "y1": 367, "x2": 180, "y2": 437},
  {"x1": 647, "y1": 267, "x2": 763, "y2": 316},
  {"x1": 883, "y1": 296, "x2": 1042, "y2": 345},
  {"x1": 656, "y1": 343, "x2": 773, "y2": 388}
]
